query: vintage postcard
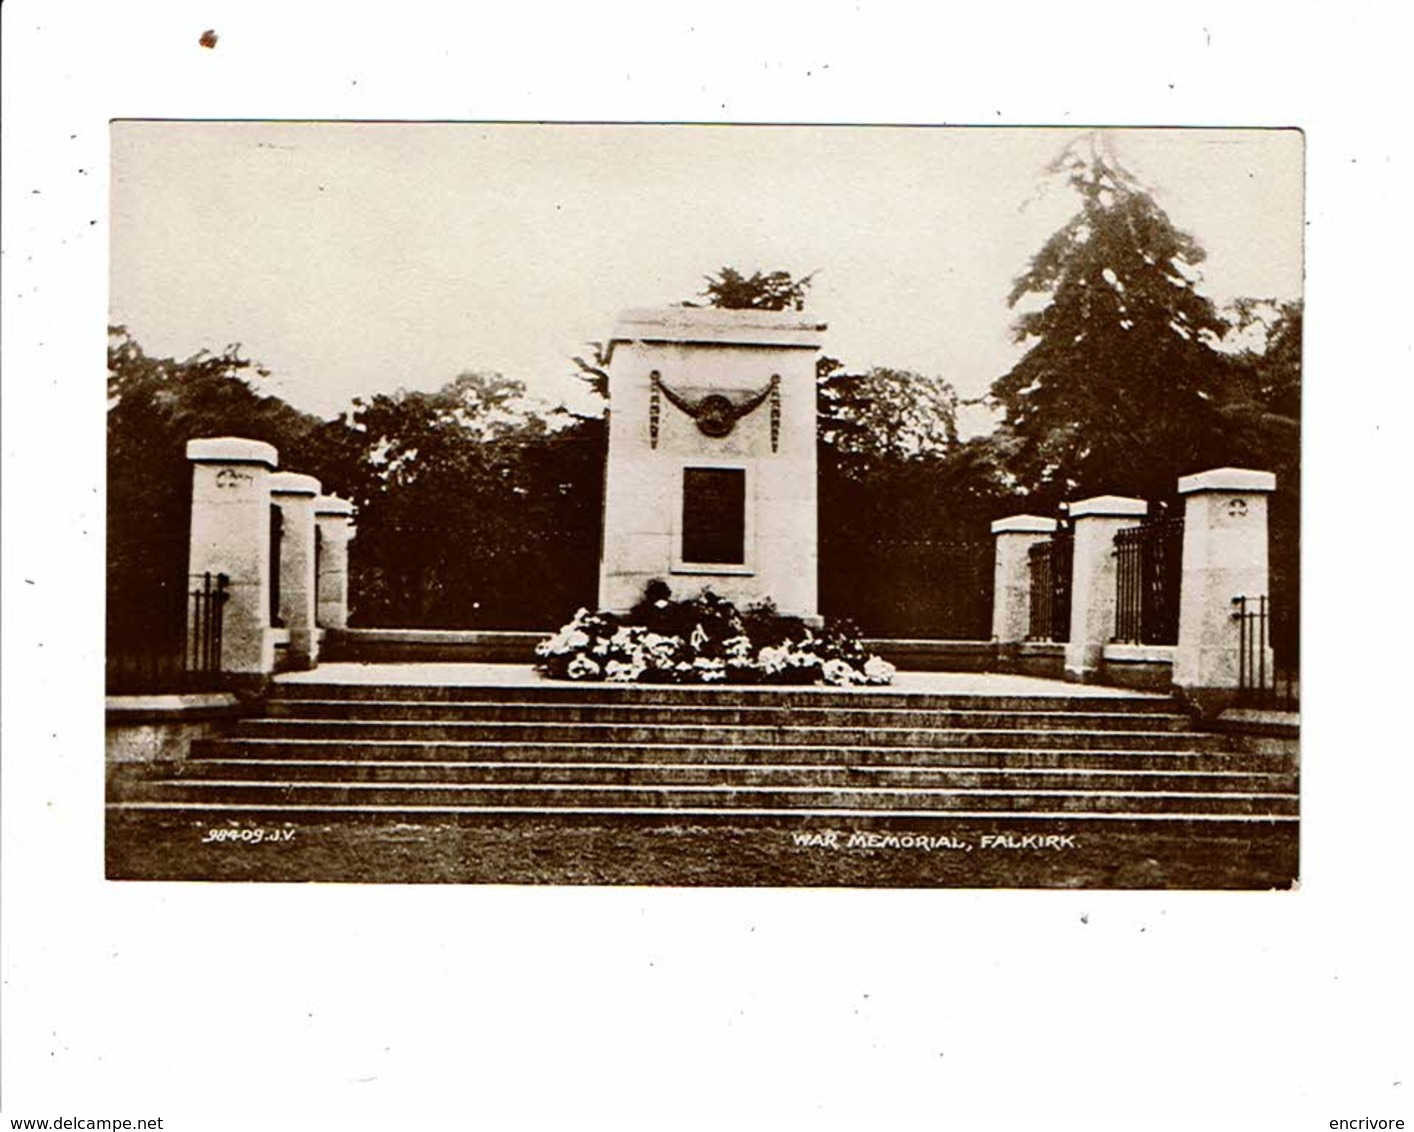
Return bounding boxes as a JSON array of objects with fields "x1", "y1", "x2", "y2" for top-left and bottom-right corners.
[{"x1": 103, "y1": 123, "x2": 1302, "y2": 889}]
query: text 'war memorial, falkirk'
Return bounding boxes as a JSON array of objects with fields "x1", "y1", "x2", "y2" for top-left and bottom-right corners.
[{"x1": 106, "y1": 306, "x2": 1298, "y2": 889}]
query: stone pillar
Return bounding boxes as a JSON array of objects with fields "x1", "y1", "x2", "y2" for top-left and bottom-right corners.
[
  {"x1": 1064, "y1": 495, "x2": 1148, "y2": 682},
  {"x1": 1173, "y1": 467, "x2": 1276, "y2": 709},
  {"x1": 269, "y1": 472, "x2": 322, "y2": 670},
  {"x1": 186, "y1": 437, "x2": 280, "y2": 676},
  {"x1": 315, "y1": 494, "x2": 356, "y2": 631},
  {"x1": 991, "y1": 515, "x2": 1058, "y2": 644}
]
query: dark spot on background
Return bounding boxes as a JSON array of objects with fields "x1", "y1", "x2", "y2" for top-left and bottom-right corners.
[{"x1": 199, "y1": 29, "x2": 218, "y2": 49}]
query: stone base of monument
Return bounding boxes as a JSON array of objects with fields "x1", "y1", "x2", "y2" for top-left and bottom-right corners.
[{"x1": 105, "y1": 674, "x2": 1297, "y2": 888}]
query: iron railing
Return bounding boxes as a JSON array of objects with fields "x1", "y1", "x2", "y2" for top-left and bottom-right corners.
[
  {"x1": 188, "y1": 571, "x2": 230, "y2": 682},
  {"x1": 106, "y1": 572, "x2": 230, "y2": 693},
  {"x1": 820, "y1": 536, "x2": 994, "y2": 639},
  {"x1": 1233, "y1": 594, "x2": 1299, "y2": 710},
  {"x1": 1113, "y1": 517, "x2": 1184, "y2": 645},
  {"x1": 1027, "y1": 530, "x2": 1073, "y2": 643}
]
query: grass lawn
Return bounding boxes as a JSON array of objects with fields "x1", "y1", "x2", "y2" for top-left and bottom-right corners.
[{"x1": 106, "y1": 811, "x2": 1298, "y2": 890}]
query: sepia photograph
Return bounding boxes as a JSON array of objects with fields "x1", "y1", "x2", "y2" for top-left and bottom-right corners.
[
  {"x1": 11, "y1": 5, "x2": 1414, "y2": 1126},
  {"x1": 103, "y1": 123, "x2": 1303, "y2": 889}
]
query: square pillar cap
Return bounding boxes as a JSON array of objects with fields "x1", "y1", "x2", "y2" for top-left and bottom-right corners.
[
  {"x1": 605, "y1": 307, "x2": 827, "y2": 362},
  {"x1": 1069, "y1": 495, "x2": 1147, "y2": 519},
  {"x1": 991, "y1": 514, "x2": 1058, "y2": 535},
  {"x1": 269, "y1": 471, "x2": 321, "y2": 497},
  {"x1": 315, "y1": 494, "x2": 355, "y2": 517},
  {"x1": 1178, "y1": 467, "x2": 1276, "y2": 495},
  {"x1": 186, "y1": 437, "x2": 278, "y2": 468}
]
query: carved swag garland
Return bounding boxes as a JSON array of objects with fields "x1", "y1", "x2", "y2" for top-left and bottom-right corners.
[{"x1": 649, "y1": 370, "x2": 781, "y2": 451}]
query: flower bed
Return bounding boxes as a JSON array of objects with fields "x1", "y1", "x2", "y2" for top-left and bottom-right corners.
[{"x1": 535, "y1": 584, "x2": 895, "y2": 686}]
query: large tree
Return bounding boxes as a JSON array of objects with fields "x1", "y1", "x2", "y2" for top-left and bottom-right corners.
[
  {"x1": 1214, "y1": 297, "x2": 1301, "y2": 458},
  {"x1": 816, "y1": 362, "x2": 1009, "y2": 636},
  {"x1": 691, "y1": 269, "x2": 1007, "y2": 634},
  {"x1": 108, "y1": 329, "x2": 606, "y2": 643},
  {"x1": 991, "y1": 136, "x2": 1234, "y2": 504},
  {"x1": 106, "y1": 327, "x2": 332, "y2": 651},
  {"x1": 817, "y1": 362, "x2": 959, "y2": 472},
  {"x1": 331, "y1": 372, "x2": 603, "y2": 628},
  {"x1": 1213, "y1": 297, "x2": 1302, "y2": 663}
]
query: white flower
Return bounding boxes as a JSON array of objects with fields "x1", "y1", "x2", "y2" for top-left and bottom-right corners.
[
  {"x1": 757, "y1": 645, "x2": 789, "y2": 675},
  {"x1": 863, "y1": 655, "x2": 896, "y2": 686},
  {"x1": 689, "y1": 622, "x2": 709, "y2": 651},
  {"x1": 536, "y1": 623, "x2": 587, "y2": 657},
  {"x1": 821, "y1": 658, "x2": 858, "y2": 686},
  {"x1": 786, "y1": 646, "x2": 821, "y2": 670},
  {"x1": 723, "y1": 635, "x2": 753, "y2": 663},
  {"x1": 692, "y1": 657, "x2": 727, "y2": 683},
  {"x1": 640, "y1": 632, "x2": 680, "y2": 668},
  {"x1": 610, "y1": 626, "x2": 644, "y2": 650},
  {"x1": 605, "y1": 659, "x2": 645, "y2": 683},
  {"x1": 566, "y1": 654, "x2": 602, "y2": 681}
]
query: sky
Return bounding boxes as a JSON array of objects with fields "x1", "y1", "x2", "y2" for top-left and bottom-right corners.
[{"x1": 110, "y1": 124, "x2": 1303, "y2": 424}]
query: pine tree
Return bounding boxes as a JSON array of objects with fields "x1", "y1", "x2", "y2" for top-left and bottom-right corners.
[{"x1": 992, "y1": 136, "x2": 1232, "y2": 504}]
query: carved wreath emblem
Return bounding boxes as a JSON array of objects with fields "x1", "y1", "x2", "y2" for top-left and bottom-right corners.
[
  {"x1": 215, "y1": 467, "x2": 254, "y2": 489},
  {"x1": 649, "y1": 371, "x2": 781, "y2": 449}
]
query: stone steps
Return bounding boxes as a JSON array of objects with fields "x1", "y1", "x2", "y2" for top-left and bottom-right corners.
[
  {"x1": 264, "y1": 698, "x2": 1195, "y2": 731},
  {"x1": 181, "y1": 736, "x2": 1287, "y2": 772},
  {"x1": 167, "y1": 757, "x2": 1297, "y2": 793},
  {"x1": 105, "y1": 679, "x2": 1298, "y2": 825},
  {"x1": 268, "y1": 683, "x2": 1179, "y2": 712},
  {"x1": 225, "y1": 718, "x2": 1217, "y2": 749},
  {"x1": 132, "y1": 778, "x2": 1298, "y2": 816}
]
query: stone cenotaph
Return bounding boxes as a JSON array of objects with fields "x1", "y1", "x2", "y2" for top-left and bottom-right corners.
[{"x1": 597, "y1": 307, "x2": 827, "y2": 620}]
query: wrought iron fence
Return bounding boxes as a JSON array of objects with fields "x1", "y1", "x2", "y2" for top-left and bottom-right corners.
[
  {"x1": 1233, "y1": 594, "x2": 1299, "y2": 710},
  {"x1": 1027, "y1": 530, "x2": 1073, "y2": 643},
  {"x1": 820, "y1": 536, "x2": 994, "y2": 639},
  {"x1": 106, "y1": 572, "x2": 230, "y2": 694},
  {"x1": 188, "y1": 572, "x2": 230, "y2": 682},
  {"x1": 1113, "y1": 517, "x2": 1184, "y2": 645}
]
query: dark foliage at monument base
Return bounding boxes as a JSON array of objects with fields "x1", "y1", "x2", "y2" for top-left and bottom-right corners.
[{"x1": 535, "y1": 583, "x2": 895, "y2": 686}]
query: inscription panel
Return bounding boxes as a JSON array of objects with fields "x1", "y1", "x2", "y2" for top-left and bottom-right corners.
[{"x1": 681, "y1": 467, "x2": 746, "y2": 565}]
